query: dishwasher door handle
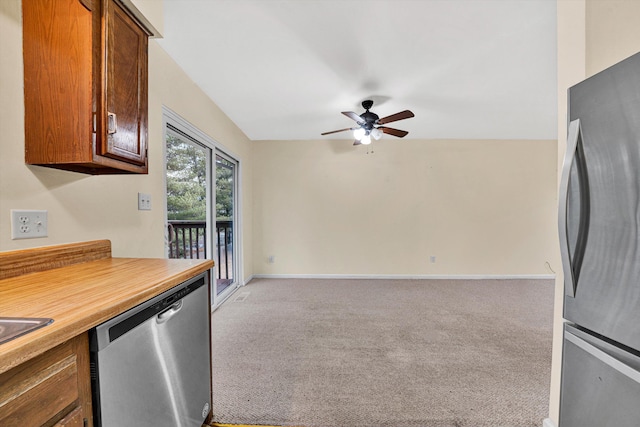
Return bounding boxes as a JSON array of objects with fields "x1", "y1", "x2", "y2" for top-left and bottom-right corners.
[{"x1": 157, "y1": 301, "x2": 183, "y2": 324}]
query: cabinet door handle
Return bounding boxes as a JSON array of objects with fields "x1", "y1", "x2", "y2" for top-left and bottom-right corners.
[{"x1": 107, "y1": 112, "x2": 118, "y2": 134}]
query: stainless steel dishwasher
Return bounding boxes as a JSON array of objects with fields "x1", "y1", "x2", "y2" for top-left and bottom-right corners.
[{"x1": 90, "y1": 272, "x2": 211, "y2": 427}]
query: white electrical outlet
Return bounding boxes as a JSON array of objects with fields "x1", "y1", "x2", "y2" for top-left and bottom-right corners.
[
  {"x1": 430, "y1": 255, "x2": 436, "y2": 263},
  {"x1": 11, "y1": 210, "x2": 48, "y2": 240},
  {"x1": 138, "y1": 193, "x2": 151, "y2": 210}
]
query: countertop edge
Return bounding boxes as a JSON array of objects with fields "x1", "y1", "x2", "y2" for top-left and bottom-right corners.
[{"x1": 0, "y1": 256, "x2": 214, "y2": 375}]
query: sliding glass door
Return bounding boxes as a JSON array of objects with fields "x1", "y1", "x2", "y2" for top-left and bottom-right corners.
[{"x1": 164, "y1": 110, "x2": 240, "y2": 307}]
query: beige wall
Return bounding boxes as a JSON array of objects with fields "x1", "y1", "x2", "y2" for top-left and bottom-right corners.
[
  {"x1": 253, "y1": 138, "x2": 557, "y2": 277},
  {"x1": 586, "y1": 0, "x2": 640, "y2": 76},
  {"x1": 129, "y1": 0, "x2": 164, "y2": 36},
  {"x1": 0, "y1": 0, "x2": 253, "y2": 282},
  {"x1": 551, "y1": 1, "x2": 640, "y2": 424}
]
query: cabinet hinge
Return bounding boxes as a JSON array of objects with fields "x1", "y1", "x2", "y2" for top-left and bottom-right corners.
[{"x1": 79, "y1": 0, "x2": 92, "y2": 12}]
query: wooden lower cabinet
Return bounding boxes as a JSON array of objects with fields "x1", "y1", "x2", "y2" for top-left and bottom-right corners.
[
  {"x1": 55, "y1": 407, "x2": 84, "y2": 427},
  {"x1": 0, "y1": 334, "x2": 93, "y2": 427}
]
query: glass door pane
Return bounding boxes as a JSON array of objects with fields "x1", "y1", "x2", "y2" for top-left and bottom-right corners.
[
  {"x1": 215, "y1": 152, "x2": 237, "y2": 299},
  {"x1": 165, "y1": 130, "x2": 212, "y2": 263}
]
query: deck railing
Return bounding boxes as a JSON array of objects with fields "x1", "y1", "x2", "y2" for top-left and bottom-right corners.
[{"x1": 167, "y1": 220, "x2": 233, "y2": 281}]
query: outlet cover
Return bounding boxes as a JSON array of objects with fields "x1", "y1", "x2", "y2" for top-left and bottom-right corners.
[{"x1": 11, "y1": 210, "x2": 48, "y2": 239}]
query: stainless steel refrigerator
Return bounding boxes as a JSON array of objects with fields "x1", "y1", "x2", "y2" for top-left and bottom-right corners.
[{"x1": 559, "y1": 51, "x2": 640, "y2": 426}]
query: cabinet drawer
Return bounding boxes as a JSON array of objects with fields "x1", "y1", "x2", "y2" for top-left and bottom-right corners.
[{"x1": 0, "y1": 337, "x2": 86, "y2": 426}]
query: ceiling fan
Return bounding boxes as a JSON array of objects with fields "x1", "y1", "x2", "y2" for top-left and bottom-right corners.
[{"x1": 321, "y1": 100, "x2": 415, "y2": 145}]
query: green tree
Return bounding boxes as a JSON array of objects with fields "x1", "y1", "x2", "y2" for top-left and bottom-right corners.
[
  {"x1": 216, "y1": 156, "x2": 234, "y2": 221},
  {"x1": 166, "y1": 135, "x2": 234, "y2": 221},
  {"x1": 166, "y1": 135, "x2": 207, "y2": 220}
]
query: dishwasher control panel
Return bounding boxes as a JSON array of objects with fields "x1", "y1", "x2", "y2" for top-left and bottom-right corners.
[{"x1": 107, "y1": 276, "x2": 206, "y2": 343}]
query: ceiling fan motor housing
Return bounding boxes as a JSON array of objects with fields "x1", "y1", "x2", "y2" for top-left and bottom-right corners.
[
  {"x1": 360, "y1": 101, "x2": 379, "y2": 131},
  {"x1": 360, "y1": 112, "x2": 379, "y2": 131}
]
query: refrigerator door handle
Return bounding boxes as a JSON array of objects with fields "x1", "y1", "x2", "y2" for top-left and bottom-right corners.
[
  {"x1": 566, "y1": 331, "x2": 640, "y2": 384},
  {"x1": 559, "y1": 119, "x2": 590, "y2": 297}
]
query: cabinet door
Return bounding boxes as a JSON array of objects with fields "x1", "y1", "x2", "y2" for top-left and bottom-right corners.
[
  {"x1": 23, "y1": 0, "x2": 93, "y2": 166},
  {"x1": 0, "y1": 334, "x2": 92, "y2": 427},
  {"x1": 99, "y1": 0, "x2": 148, "y2": 166}
]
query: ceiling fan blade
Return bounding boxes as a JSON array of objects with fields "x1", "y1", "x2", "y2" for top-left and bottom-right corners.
[
  {"x1": 379, "y1": 126, "x2": 409, "y2": 138},
  {"x1": 342, "y1": 111, "x2": 363, "y2": 123},
  {"x1": 377, "y1": 110, "x2": 414, "y2": 125},
  {"x1": 321, "y1": 127, "x2": 354, "y2": 136}
]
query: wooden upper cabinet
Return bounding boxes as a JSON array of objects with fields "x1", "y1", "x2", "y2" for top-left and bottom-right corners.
[{"x1": 23, "y1": 0, "x2": 151, "y2": 174}]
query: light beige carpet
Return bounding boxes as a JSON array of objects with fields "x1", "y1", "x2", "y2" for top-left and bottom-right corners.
[{"x1": 211, "y1": 278, "x2": 554, "y2": 427}]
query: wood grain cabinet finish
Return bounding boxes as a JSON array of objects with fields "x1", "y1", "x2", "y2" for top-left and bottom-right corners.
[
  {"x1": 0, "y1": 334, "x2": 93, "y2": 427},
  {"x1": 54, "y1": 407, "x2": 85, "y2": 426},
  {"x1": 23, "y1": 0, "x2": 150, "y2": 174}
]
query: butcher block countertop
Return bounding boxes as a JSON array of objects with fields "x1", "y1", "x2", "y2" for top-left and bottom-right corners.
[{"x1": 0, "y1": 240, "x2": 214, "y2": 375}]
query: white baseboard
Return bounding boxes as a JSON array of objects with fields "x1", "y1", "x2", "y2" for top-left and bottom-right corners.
[
  {"x1": 543, "y1": 418, "x2": 556, "y2": 427},
  {"x1": 242, "y1": 275, "x2": 254, "y2": 286},
  {"x1": 251, "y1": 274, "x2": 555, "y2": 281}
]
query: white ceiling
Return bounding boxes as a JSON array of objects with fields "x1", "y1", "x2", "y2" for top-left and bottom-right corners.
[{"x1": 158, "y1": 0, "x2": 557, "y2": 141}]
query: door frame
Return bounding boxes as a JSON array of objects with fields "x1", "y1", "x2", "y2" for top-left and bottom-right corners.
[{"x1": 162, "y1": 106, "x2": 243, "y2": 309}]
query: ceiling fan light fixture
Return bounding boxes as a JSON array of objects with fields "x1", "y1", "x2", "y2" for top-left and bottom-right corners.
[{"x1": 322, "y1": 100, "x2": 414, "y2": 144}]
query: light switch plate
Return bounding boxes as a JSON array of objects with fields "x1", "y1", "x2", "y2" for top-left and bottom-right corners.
[
  {"x1": 11, "y1": 210, "x2": 48, "y2": 239},
  {"x1": 138, "y1": 193, "x2": 151, "y2": 210}
]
